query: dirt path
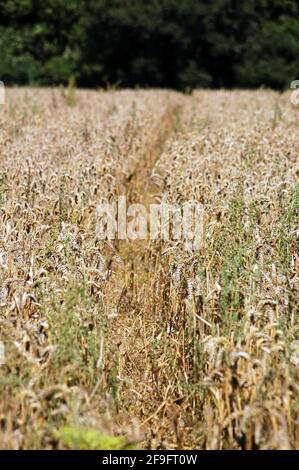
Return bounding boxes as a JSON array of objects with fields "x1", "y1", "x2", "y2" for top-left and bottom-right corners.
[{"x1": 107, "y1": 98, "x2": 184, "y2": 448}]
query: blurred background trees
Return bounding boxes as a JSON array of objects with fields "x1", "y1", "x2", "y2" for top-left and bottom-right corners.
[{"x1": 0, "y1": 0, "x2": 298, "y2": 89}]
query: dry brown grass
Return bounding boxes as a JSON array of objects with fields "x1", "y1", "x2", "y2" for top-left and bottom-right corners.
[{"x1": 0, "y1": 87, "x2": 298, "y2": 449}]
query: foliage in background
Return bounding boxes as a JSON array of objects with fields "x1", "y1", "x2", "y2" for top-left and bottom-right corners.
[{"x1": 0, "y1": 0, "x2": 299, "y2": 89}]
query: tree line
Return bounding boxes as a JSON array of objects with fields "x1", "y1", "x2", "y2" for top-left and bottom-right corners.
[{"x1": 0, "y1": 0, "x2": 298, "y2": 90}]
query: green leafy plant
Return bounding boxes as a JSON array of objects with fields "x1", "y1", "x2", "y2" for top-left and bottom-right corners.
[{"x1": 55, "y1": 426, "x2": 136, "y2": 450}]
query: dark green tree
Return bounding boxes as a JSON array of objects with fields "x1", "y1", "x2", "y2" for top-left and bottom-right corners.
[{"x1": 0, "y1": 0, "x2": 298, "y2": 89}]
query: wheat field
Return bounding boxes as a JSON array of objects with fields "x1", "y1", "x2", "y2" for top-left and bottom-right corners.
[{"x1": 0, "y1": 87, "x2": 298, "y2": 449}]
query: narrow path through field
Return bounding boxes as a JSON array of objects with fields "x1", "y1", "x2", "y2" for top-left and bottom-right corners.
[{"x1": 109, "y1": 98, "x2": 184, "y2": 447}]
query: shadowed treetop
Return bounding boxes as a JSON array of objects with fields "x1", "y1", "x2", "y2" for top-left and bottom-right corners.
[{"x1": 0, "y1": 0, "x2": 298, "y2": 89}]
